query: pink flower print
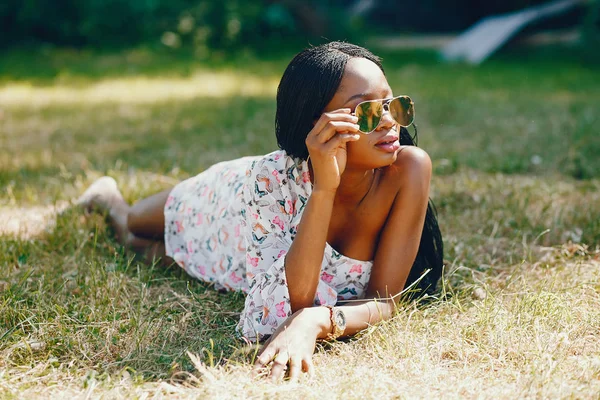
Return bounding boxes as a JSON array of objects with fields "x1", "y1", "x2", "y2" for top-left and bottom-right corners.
[
  {"x1": 246, "y1": 254, "x2": 259, "y2": 268},
  {"x1": 229, "y1": 271, "x2": 242, "y2": 284},
  {"x1": 197, "y1": 265, "x2": 206, "y2": 276},
  {"x1": 274, "y1": 153, "x2": 282, "y2": 160},
  {"x1": 196, "y1": 212, "x2": 204, "y2": 225},
  {"x1": 302, "y1": 171, "x2": 311, "y2": 183},
  {"x1": 271, "y1": 169, "x2": 281, "y2": 183},
  {"x1": 349, "y1": 264, "x2": 362, "y2": 274},
  {"x1": 185, "y1": 207, "x2": 193, "y2": 215},
  {"x1": 175, "y1": 220, "x2": 184, "y2": 233},
  {"x1": 276, "y1": 250, "x2": 287, "y2": 259},
  {"x1": 316, "y1": 293, "x2": 325, "y2": 306},
  {"x1": 275, "y1": 301, "x2": 287, "y2": 318},
  {"x1": 272, "y1": 216, "x2": 284, "y2": 231},
  {"x1": 285, "y1": 200, "x2": 294, "y2": 214},
  {"x1": 234, "y1": 224, "x2": 241, "y2": 237},
  {"x1": 187, "y1": 240, "x2": 194, "y2": 254},
  {"x1": 321, "y1": 271, "x2": 334, "y2": 283},
  {"x1": 165, "y1": 195, "x2": 174, "y2": 207}
]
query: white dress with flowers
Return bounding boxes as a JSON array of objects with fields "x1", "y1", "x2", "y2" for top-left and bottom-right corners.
[{"x1": 164, "y1": 149, "x2": 373, "y2": 342}]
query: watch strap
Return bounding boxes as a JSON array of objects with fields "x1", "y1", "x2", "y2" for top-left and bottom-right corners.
[{"x1": 325, "y1": 305, "x2": 344, "y2": 340}]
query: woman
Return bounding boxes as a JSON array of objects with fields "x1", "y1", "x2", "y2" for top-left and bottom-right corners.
[{"x1": 78, "y1": 41, "x2": 443, "y2": 380}]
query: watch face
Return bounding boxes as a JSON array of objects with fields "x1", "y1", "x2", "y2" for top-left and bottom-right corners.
[{"x1": 334, "y1": 309, "x2": 346, "y2": 330}]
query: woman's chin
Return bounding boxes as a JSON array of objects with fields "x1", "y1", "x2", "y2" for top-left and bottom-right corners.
[{"x1": 348, "y1": 154, "x2": 398, "y2": 171}]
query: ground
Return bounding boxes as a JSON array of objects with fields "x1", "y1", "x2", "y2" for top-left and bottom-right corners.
[{"x1": 0, "y1": 45, "x2": 599, "y2": 398}]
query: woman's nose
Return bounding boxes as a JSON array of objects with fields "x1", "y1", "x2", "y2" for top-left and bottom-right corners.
[{"x1": 376, "y1": 109, "x2": 395, "y2": 131}]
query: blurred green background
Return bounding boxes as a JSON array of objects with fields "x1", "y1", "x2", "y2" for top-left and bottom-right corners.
[
  {"x1": 1, "y1": 0, "x2": 598, "y2": 51},
  {"x1": 1, "y1": 0, "x2": 599, "y2": 183}
]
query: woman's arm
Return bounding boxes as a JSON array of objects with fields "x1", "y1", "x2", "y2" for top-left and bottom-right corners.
[
  {"x1": 330, "y1": 147, "x2": 433, "y2": 336},
  {"x1": 285, "y1": 109, "x2": 361, "y2": 312},
  {"x1": 238, "y1": 111, "x2": 358, "y2": 341},
  {"x1": 284, "y1": 190, "x2": 335, "y2": 311},
  {"x1": 305, "y1": 299, "x2": 395, "y2": 339},
  {"x1": 367, "y1": 146, "x2": 432, "y2": 298},
  {"x1": 254, "y1": 147, "x2": 433, "y2": 380}
]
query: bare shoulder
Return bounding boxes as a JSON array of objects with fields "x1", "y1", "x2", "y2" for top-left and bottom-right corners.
[{"x1": 381, "y1": 146, "x2": 432, "y2": 189}]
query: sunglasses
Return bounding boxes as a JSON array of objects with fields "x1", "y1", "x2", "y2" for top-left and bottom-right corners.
[{"x1": 353, "y1": 95, "x2": 415, "y2": 134}]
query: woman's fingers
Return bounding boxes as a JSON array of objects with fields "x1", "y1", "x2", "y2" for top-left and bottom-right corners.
[
  {"x1": 322, "y1": 133, "x2": 361, "y2": 153},
  {"x1": 306, "y1": 130, "x2": 360, "y2": 159},
  {"x1": 253, "y1": 351, "x2": 312, "y2": 382},
  {"x1": 311, "y1": 108, "x2": 353, "y2": 134},
  {"x1": 269, "y1": 353, "x2": 290, "y2": 381},
  {"x1": 314, "y1": 121, "x2": 360, "y2": 144},
  {"x1": 309, "y1": 110, "x2": 359, "y2": 142},
  {"x1": 252, "y1": 346, "x2": 276, "y2": 376},
  {"x1": 287, "y1": 357, "x2": 303, "y2": 381}
]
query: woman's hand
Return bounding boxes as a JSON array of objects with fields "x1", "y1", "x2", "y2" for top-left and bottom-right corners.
[
  {"x1": 252, "y1": 307, "x2": 328, "y2": 381},
  {"x1": 305, "y1": 108, "x2": 360, "y2": 193}
]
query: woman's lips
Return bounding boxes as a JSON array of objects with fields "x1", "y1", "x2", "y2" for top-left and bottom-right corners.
[
  {"x1": 374, "y1": 134, "x2": 400, "y2": 153},
  {"x1": 375, "y1": 140, "x2": 400, "y2": 152}
]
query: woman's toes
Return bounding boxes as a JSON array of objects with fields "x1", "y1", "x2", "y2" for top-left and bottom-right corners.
[{"x1": 76, "y1": 176, "x2": 120, "y2": 211}]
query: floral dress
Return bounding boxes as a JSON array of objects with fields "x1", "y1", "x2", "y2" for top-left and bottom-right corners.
[{"x1": 164, "y1": 150, "x2": 373, "y2": 342}]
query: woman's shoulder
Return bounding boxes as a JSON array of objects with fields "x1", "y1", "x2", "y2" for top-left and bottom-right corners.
[
  {"x1": 377, "y1": 146, "x2": 432, "y2": 193},
  {"x1": 382, "y1": 146, "x2": 431, "y2": 178}
]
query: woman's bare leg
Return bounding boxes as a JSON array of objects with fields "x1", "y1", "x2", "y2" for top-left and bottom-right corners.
[
  {"x1": 126, "y1": 234, "x2": 171, "y2": 266},
  {"x1": 77, "y1": 176, "x2": 174, "y2": 265},
  {"x1": 127, "y1": 189, "x2": 170, "y2": 240}
]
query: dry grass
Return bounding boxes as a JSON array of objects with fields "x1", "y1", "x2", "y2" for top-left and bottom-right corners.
[
  {"x1": 1, "y1": 46, "x2": 599, "y2": 398},
  {"x1": 2, "y1": 243, "x2": 598, "y2": 399}
]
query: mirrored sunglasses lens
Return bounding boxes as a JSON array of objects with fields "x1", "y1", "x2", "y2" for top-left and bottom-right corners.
[
  {"x1": 355, "y1": 101, "x2": 383, "y2": 133},
  {"x1": 389, "y1": 96, "x2": 414, "y2": 127}
]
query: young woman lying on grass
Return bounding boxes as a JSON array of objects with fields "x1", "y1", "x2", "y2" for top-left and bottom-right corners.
[{"x1": 78, "y1": 41, "x2": 444, "y2": 380}]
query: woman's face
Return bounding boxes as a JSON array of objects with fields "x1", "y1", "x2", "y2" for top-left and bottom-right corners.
[{"x1": 322, "y1": 57, "x2": 400, "y2": 170}]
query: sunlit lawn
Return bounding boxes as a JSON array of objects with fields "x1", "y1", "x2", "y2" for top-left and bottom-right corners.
[{"x1": 1, "y1": 44, "x2": 599, "y2": 398}]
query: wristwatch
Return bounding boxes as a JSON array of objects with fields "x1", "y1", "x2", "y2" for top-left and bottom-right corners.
[{"x1": 325, "y1": 305, "x2": 346, "y2": 340}]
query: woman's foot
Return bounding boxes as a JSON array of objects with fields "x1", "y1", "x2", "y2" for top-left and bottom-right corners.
[
  {"x1": 77, "y1": 176, "x2": 130, "y2": 242},
  {"x1": 76, "y1": 176, "x2": 123, "y2": 212}
]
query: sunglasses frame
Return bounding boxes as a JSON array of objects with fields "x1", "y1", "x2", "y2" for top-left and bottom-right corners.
[{"x1": 352, "y1": 95, "x2": 415, "y2": 134}]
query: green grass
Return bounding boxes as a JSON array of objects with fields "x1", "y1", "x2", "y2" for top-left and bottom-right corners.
[{"x1": 1, "y1": 44, "x2": 599, "y2": 398}]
